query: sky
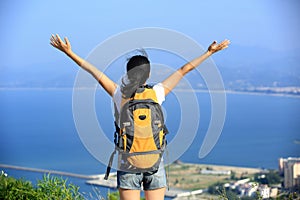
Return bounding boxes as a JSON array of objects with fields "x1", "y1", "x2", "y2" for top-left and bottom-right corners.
[{"x1": 0, "y1": 0, "x2": 300, "y2": 72}]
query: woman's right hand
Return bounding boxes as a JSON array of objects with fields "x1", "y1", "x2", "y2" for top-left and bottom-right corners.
[{"x1": 50, "y1": 34, "x2": 72, "y2": 54}]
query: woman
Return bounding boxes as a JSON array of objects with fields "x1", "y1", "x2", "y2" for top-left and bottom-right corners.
[{"x1": 50, "y1": 34, "x2": 229, "y2": 200}]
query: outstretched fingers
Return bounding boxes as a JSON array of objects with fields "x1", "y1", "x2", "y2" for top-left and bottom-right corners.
[
  {"x1": 56, "y1": 34, "x2": 63, "y2": 44},
  {"x1": 64, "y1": 37, "x2": 70, "y2": 47},
  {"x1": 207, "y1": 39, "x2": 230, "y2": 54},
  {"x1": 212, "y1": 39, "x2": 230, "y2": 52},
  {"x1": 50, "y1": 34, "x2": 57, "y2": 47},
  {"x1": 50, "y1": 34, "x2": 61, "y2": 47},
  {"x1": 50, "y1": 34, "x2": 71, "y2": 53},
  {"x1": 219, "y1": 39, "x2": 230, "y2": 50}
]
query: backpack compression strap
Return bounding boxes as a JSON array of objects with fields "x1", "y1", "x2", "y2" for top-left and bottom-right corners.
[{"x1": 104, "y1": 148, "x2": 116, "y2": 180}]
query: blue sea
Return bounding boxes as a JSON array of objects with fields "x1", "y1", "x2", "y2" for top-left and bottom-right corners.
[{"x1": 0, "y1": 88, "x2": 299, "y2": 198}]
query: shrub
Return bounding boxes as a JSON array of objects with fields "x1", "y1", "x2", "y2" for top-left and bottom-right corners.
[
  {"x1": 0, "y1": 171, "x2": 84, "y2": 200},
  {"x1": 36, "y1": 174, "x2": 84, "y2": 200}
]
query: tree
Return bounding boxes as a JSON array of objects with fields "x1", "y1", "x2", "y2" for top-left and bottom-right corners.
[
  {"x1": 208, "y1": 182, "x2": 224, "y2": 195},
  {"x1": 230, "y1": 171, "x2": 237, "y2": 180},
  {"x1": 254, "y1": 170, "x2": 281, "y2": 185}
]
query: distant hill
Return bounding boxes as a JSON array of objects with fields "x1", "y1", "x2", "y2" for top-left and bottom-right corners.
[
  {"x1": 215, "y1": 45, "x2": 300, "y2": 88},
  {"x1": 1, "y1": 45, "x2": 299, "y2": 95}
]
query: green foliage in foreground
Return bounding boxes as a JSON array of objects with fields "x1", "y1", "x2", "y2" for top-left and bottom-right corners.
[
  {"x1": 0, "y1": 171, "x2": 147, "y2": 200},
  {"x1": 0, "y1": 172, "x2": 84, "y2": 200}
]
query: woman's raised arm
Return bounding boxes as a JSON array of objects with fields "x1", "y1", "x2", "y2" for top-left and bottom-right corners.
[
  {"x1": 161, "y1": 39, "x2": 230, "y2": 96},
  {"x1": 50, "y1": 34, "x2": 117, "y2": 97}
]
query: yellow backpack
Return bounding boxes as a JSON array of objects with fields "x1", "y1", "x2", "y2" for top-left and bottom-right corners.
[{"x1": 105, "y1": 85, "x2": 168, "y2": 179}]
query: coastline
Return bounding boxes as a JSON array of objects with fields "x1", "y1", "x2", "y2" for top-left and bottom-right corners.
[
  {"x1": 0, "y1": 164, "x2": 100, "y2": 180},
  {"x1": 174, "y1": 88, "x2": 300, "y2": 98},
  {"x1": 1, "y1": 87, "x2": 299, "y2": 98},
  {"x1": 0, "y1": 162, "x2": 262, "y2": 184}
]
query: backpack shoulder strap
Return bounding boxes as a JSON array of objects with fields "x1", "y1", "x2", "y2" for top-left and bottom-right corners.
[{"x1": 134, "y1": 85, "x2": 158, "y2": 103}]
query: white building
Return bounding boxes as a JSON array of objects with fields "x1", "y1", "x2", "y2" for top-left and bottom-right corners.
[
  {"x1": 279, "y1": 157, "x2": 300, "y2": 190},
  {"x1": 258, "y1": 184, "x2": 270, "y2": 199}
]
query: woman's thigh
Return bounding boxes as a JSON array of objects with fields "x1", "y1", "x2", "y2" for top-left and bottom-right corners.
[
  {"x1": 119, "y1": 188, "x2": 140, "y2": 200},
  {"x1": 144, "y1": 187, "x2": 166, "y2": 200}
]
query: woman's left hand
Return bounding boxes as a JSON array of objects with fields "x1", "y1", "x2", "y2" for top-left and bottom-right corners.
[{"x1": 207, "y1": 39, "x2": 230, "y2": 54}]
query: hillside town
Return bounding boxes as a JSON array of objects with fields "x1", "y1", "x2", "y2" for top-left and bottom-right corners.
[
  {"x1": 212, "y1": 157, "x2": 299, "y2": 199},
  {"x1": 169, "y1": 157, "x2": 300, "y2": 199}
]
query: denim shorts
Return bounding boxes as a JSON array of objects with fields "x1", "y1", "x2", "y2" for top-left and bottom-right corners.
[{"x1": 117, "y1": 162, "x2": 167, "y2": 190}]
